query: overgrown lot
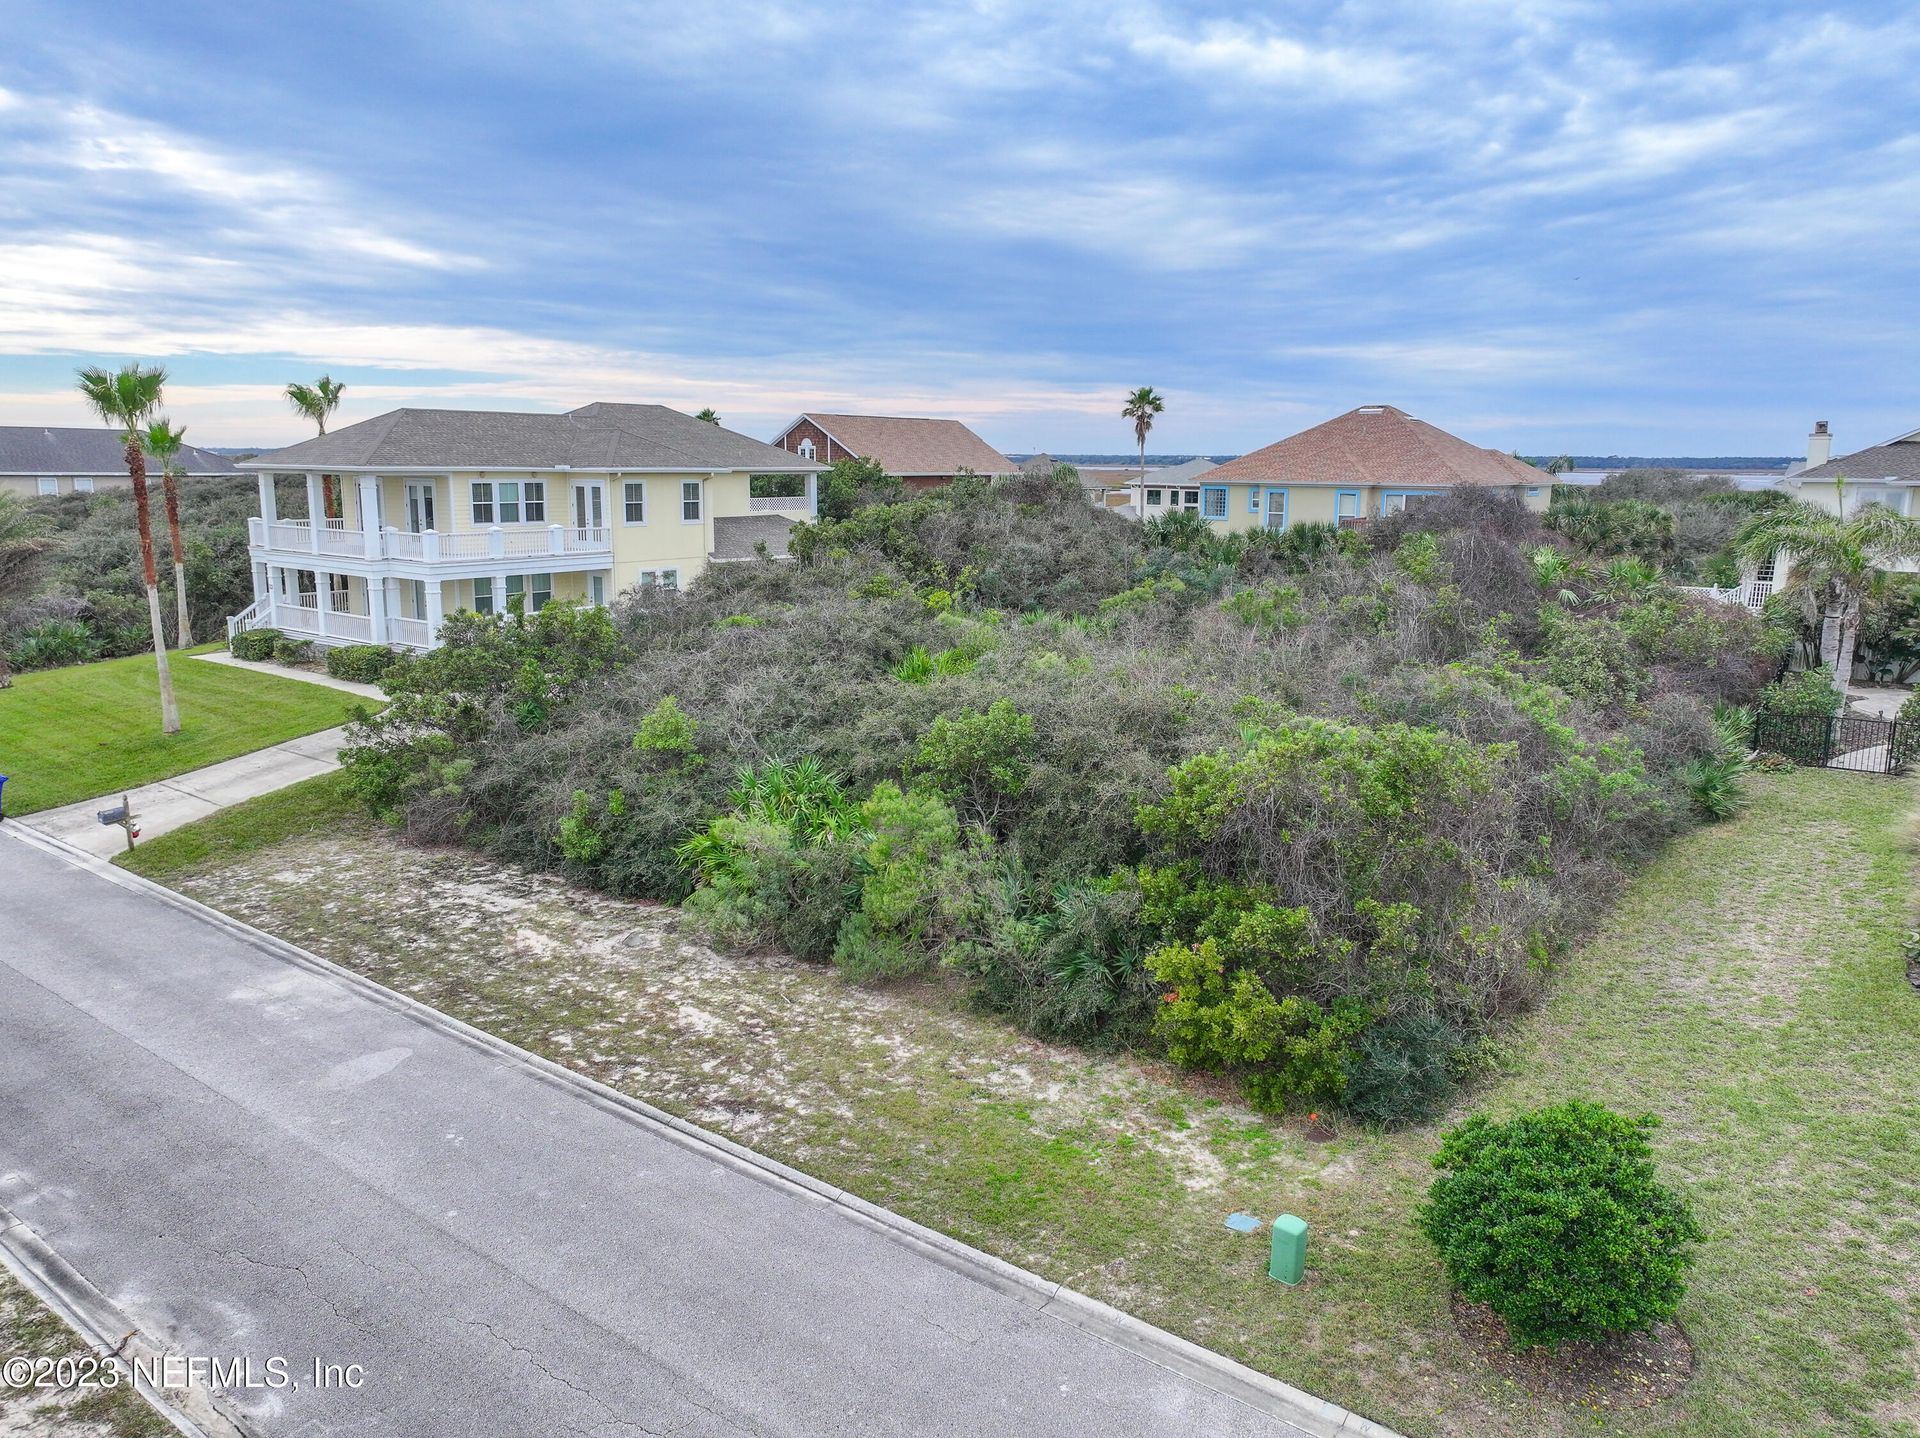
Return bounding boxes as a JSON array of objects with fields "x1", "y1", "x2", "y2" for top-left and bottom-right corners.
[
  {"x1": 121, "y1": 766, "x2": 1920, "y2": 1437},
  {"x1": 0, "y1": 648, "x2": 363, "y2": 814},
  {"x1": 339, "y1": 475, "x2": 1782, "y2": 1122}
]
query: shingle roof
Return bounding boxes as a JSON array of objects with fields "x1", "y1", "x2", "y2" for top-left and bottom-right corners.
[
  {"x1": 246, "y1": 404, "x2": 821, "y2": 472},
  {"x1": 711, "y1": 514, "x2": 796, "y2": 560},
  {"x1": 0, "y1": 426, "x2": 242, "y2": 476},
  {"x1": 1796, "y1": 431, "x2": 1920, "y2": 483},
  {"x1": 1204, "y1": 406, "x2": 1543, "y2": 490},
  {"x1": 795, "y1": 413, "x2": 1014, "y2": 477},
  {"x1": 1142, "y1": 457, "x2": 1220, "y2": 485}
]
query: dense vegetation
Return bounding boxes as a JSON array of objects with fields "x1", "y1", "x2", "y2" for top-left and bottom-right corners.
[
  {"x1": 342, "y1": 472, "x2": 1781, "y2": 1122},
  {"x1": 0, "y1": 478, "x2": 261, "y2": 667},
  {"x1": 1545, "y1": 468, "x2": 1786, "y2": 585}
]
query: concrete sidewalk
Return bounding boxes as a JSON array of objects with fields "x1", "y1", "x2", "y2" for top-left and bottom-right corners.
[
  {"x1": 0, "y1": 826, "x2": 1367, "y2": 1438},
  {"x1": 22, "y1": 727, "x2": 351, "y2": 858}
]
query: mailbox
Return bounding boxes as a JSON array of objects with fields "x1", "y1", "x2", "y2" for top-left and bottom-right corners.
[{"x1": 97, "y1": 801, "x2": 130, "y2": 826}]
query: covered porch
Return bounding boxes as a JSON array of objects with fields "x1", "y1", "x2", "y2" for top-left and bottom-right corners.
[{"x1": 229, "y1": 564, "x2": 613, "y2": 651}]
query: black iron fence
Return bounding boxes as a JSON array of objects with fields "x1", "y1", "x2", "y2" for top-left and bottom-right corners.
[{"x1": 1752, "y1": 712, "x2": 1915, "y2": 775}]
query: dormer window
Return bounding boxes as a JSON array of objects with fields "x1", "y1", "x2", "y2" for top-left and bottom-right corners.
[{"x1": 797, "y1": 437, "x2": 816, "y2": 460}]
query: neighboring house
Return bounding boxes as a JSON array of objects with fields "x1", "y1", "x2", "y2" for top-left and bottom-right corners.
[
  {"x1": 231, "y1": 403, "x2": 822, "y2": 651},
  {"x1": 1018, "y1": 453, "x2": 1059, "y2": 475},
  {"x1": 770, "y1": 413, "x2": 1015, "y2": 491},
  {"x1": 1127, "y1": 457, "x2": 1219, "y2": 517},
  {"x1": 0, "y1": 425, "x2": 241, "y2": 499},
  {"x1": 1138, "y1": 405, "x2": 1550, "y2": 530}
]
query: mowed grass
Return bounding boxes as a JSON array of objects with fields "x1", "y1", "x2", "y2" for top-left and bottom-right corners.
[
  {"x1": 0, "y1": 648, "x2": 367, "y2": 814},
  {"x1": 127, "y1": 769, "x2": 1920, "y2": 1437},
  {"x1": 0, "y1": 1270, "x2": 175, "y2": 1436}
]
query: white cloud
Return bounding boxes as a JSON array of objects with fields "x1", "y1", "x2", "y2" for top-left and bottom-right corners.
[{"x1": 1130, "y1": 18, "x2": 1413, "y2": 95}]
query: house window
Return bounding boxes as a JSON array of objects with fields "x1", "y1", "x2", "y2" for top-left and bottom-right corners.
[
  {"x1": 73, "y1": 478, "x2": 95, "y2": 494},
  {"x1": 524, "y1": 481, "x2": 546, "y2": 522},
  {"x1": 798, "y1": 437, "x2": 816, "y2": 460},
  {"x1": 639, "y1": 568, "x2": 680, "y2": 591},
  {"x1": 1336, "y1": 490, "x2": 1361, "y2": 519},
  {"x1": 1526, "y1": 486, "x2": 1542, "y2": 499},
  {"x1": 472, "y1": 577, "x2": 494, "y2": 614},
  {"x1": 471, "y1": 482, "x2": 495, "y2": 524},
  {"x1": 681, "y1": 481, "x2": 703, "y2": 522},
  {"x1": 498, "y1": 482, "x2": 522, "y2": 524},
  {"x1": 1145, "y1": 488, "x2": 1163, "y2": 507},
  {"x1": 590, "y1": 574, "x2": 606, "y2": 606},
  {"x1": 37, "y1": 478, "x2": 57, "y2": 496},
  {"x1": 1177, "y1": 488, "x2": 1201, "y2": 513},
  {"x1": 1201, "y1": 485, "x2": 1228, "y2": 519},
  {"x1": 505, "y1": 573, "x2": 552, "y2": 613},
  {"x1": 1249, "y1": 488, "x2": 1261, "y2": 513},
  {"x1": 623, "y1": 481, "x2": 646, "y2": 523}
]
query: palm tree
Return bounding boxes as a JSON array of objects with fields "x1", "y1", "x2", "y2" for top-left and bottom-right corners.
[
  {"x1": 285, "y1": 375, "x2": 345, "y2": 519},
  {"x1": 694, "y1": 407, "x2": 721, "y2": 425},
  {"x1": 140, "y1": 418, "x2": 193, "y2": 646},
  {"x1": 76, "y1": 363, "x2": 178, "y2": 733},
  {"x1": 1122, "y1": 386, "x2": 1164, "y2": 478},
  {"x1": 1735, "y1": 491, "x2": 1920, "y2": 681}
]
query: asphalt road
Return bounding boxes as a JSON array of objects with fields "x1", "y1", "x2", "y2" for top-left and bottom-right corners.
[{"x1": 0, "y1": 830, "x2": 1318, "y2": 1438}]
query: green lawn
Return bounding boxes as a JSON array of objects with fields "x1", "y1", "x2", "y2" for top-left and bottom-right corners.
[
  {"x1": 122, "y1": 769, "x2": 1920, "y2": 1437},
  {"x1": 0, "y1": 1270, "x2": 174, "y2": 1436},
  {"x1": 0, "y1": 648, "x2": 369, "y2": 815}
]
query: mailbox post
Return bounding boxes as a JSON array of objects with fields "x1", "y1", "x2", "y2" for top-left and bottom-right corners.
[{"x1": 97, "y1": 794, "x2": 140, "y2": 851}]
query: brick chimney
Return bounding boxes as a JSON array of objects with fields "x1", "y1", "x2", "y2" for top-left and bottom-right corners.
[{"x1": 1807, "y1": 420, "x2": 1832, "y2": 469}]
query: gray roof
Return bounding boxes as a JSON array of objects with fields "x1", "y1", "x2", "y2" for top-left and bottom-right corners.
[
  {"x1": 711, "y1": 515, "x2": 796, "y2": 561},
  {"x1": 1796, "y1": 431, "x2": 1920, "y2": 483},
  {"x1": 1143, "y1": 457, "x2": 1220, "y2": 485},
  {"x1": 248, "y1": 404, "x2": 823, "y2": 473},
  {"x1": 0, "y1": 426, "x2": 242, "y2": 476}
]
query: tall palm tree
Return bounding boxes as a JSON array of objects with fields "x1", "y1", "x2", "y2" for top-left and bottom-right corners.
[
  {"x1": 285, "y1": 375, "x2": 345, "y2": 519},
  {"x1": 1122, "y1": 386, "x2": 1164, "y2": 478},
  {"x1": 1735, "y1": 491, "x2": 1920, "y2": 681},
  {"x1": 694, "y1": 407, "x2": 721, "y2": 425},
  {"x1": 76, "y1": 362, "x2": 178, "y2": 733},
  {"x1": 140, "y1": 418, "x2": 193, "y2": 646}
]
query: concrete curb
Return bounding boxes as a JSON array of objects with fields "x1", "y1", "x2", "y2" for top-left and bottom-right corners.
[
  {"x1": 0, "y1": 1203, "x2": 247, "y2": 1438},
  {"x1": 4, "y1": 822, "x2": 1407, "y2": 1438}
]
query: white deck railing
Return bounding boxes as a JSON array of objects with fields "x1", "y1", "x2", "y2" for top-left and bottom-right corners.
[
  {"x1": 249, "y1": 517, "x2": 612, "y2": 564},
  {"x1": 749, "y1": 495, "x2": 813, "y2": 513},
  {"x1": 1677, "y1": 579, "x2": 1773, "y2": 612}
]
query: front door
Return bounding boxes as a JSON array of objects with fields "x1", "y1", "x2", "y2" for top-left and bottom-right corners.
[
  {"x1": 405, "y1": 482, "x2": 436, "y2": 533},
  {"x1": 1264, "y1": 489, "x2": 1287, "y2": 530},
  {"x1": 572, "y1": 482, "x2": 605, "y2": 534}
]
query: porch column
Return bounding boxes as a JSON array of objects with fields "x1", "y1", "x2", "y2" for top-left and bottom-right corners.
[
  {"x1": 805, "y1": 472, "x2": 818, "y2": 517},
  {"x1": 304, "y1": 473, "x2": 324, "y2": 552},
  {"x1": 257, "y1": 473, "x2": 278, "y2": 524},
  {"x1": 356, "y1": 476, "x2": 382, "y2": 557},
  {"x1": 424, "y1": 578, "x2": 445, "y2": 643},
  {"x1": 366, "y1": 574, "x2": 389, "y2": 645},
  {"x1": 495, "y1": 569, "x2": 511, "y2": 615}
]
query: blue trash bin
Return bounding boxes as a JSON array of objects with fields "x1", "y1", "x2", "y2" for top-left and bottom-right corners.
[{"x1": 0, "y1": 773, "x2": 9, "y2": 820}]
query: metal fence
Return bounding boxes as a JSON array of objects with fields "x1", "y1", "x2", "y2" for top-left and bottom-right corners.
[{"x1": 1752, "y1": 712, "x2": 1914, "y2": 775}]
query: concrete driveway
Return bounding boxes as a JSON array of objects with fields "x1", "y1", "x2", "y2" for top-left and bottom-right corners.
[{"x1": 0, "y1": 829, "x2": 1344, "y2": 1438}]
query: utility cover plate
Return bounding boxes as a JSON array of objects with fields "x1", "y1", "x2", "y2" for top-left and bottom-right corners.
[{"x1": 1224, "y1": 1212, "x2": 1262, "y2": 1234}]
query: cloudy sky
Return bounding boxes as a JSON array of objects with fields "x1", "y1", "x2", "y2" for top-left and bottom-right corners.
[{"x1": 2, "y1": 1, "x2": 1916, "y2": 457}]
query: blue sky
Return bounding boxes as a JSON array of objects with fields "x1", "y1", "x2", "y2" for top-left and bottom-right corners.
[{"x1": 2, "y1": 1, "x2": 1916, "y2": 457}]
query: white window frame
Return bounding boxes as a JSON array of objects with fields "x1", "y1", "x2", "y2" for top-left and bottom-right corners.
[
  {"x1": 73, "y1": 478, "x2": 95, "y2": 494},
  {"x1": 505, "y1": 572, "x2": 553, "y2": 612},
  {"x1": 797, "y1": 437, "x2": 816, "y2": 460},
  {"x1": 639, "y1": 568, "x2": 681, "y2": 592},
  {"x1": 36, "y1": 478, "x2": 58, "y2": 496},
  {"x1": 471, "y1": 482, "x2": 495, "y2": 525},
  {"x1": 622, "y1": 480, "x2": 646, "y2": 525},
  {"x1": 589, "y1": 574, "x2": 606, "y2": 606},
  {"x1": 524, "y1": 480, "x2": 546, "y2": 523},
  {"x1": 498, "y1": 481, "x2": 523, "y2": 525},
  {"x1": 1144, "y1": 488, "x2": 1163, "y2": 507},
  {"x1": 472, "y1": 576, "x2": 495, "y2": 614},
  {"x1": 681, "y1": 480, "x2": 703, "y2": 523}
]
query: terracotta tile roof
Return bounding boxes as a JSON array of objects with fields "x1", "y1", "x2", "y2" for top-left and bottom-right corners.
[
  {"x1": 799, "y1": 413, "x2": 1014, "y2": 477},
  {"x1": 1205, "y1": 406, "x2": 1544, "y2": 490}
]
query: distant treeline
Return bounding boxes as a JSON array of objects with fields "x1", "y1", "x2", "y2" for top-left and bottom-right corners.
[
  {"x1": 1008, "y1": 453, "x2": 1237, "y2": 466},
  {"x1": 1527, "y1": 457, "x2": 1795, "y2": 471}
]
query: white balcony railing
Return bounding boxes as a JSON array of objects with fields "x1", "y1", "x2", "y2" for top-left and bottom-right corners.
[
  {"x1": 749, "y1": 495, "x2": 813, "y2": 513},
  {"x1": 1678, "y1": 579, "x2": 1773, "y2": 612},
  {"x1": 388, "y1": 616, "x2": 432, "y2": 649},
  {"x1": 249, "y1": 517, "x2": 612, "y2": 564}
]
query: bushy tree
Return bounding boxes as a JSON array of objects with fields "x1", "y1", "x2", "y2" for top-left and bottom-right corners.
[{"x1": 1420, "y1": 1101, "x2": 1704, "y2": 1348}]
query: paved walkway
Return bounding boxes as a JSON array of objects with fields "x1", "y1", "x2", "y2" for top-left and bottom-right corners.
[
  {"x1": 22, "y1": 727, "x2": 352, "y2": 858},
  {"x1": 0, "y1": 828, "x2": 1337, "y2": 1438}
]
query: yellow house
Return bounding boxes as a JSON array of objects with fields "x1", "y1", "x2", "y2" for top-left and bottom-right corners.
[
  {"x1": 1133, "y1": 405, "x2": 1552, "y2": 531},
  {"x1": 231, "y1": 403, "x2": 823, "y2": 650}
]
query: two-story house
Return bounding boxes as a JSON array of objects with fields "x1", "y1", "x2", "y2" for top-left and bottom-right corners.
[
  {"x1": 1133, "y1": 405, "x2": 1550, "y2": 529},
  {"x1": 230, "y1": 403, "x2": 822, "y2": 650},
  {"x1": 770, "y1": 413, "x2": 1015, "y2": 491}
]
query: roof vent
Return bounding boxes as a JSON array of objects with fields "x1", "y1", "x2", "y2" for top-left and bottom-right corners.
[{"x1": 1356, "y1": 405, "x2": 1387, "y2": 414}]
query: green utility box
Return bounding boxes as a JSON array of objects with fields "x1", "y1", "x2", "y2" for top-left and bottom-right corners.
[{"x1": 1268, "y1": 1213, "x2": 1308, "y2": 1285}]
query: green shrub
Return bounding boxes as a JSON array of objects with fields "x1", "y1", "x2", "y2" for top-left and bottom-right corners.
[
  {"x1": 271, "y1": 636, "x2": 313, "y2": 665},
  {"x1": 912, "y1": 699, "x2": 1037, "y2": 830},
  {"x1": 229, "y1": 627, "x2": 282, "y2": 662},
  {"x1": 1537, "y1": 609, "x2": 1647, "y2": 706},
  {"x1": 1419, "y1": 1101, "x2": 1704, "y2": 1348},
  {"x1": 1757, "y1": 666, "x2": 1843, "y2": 721},
  {"x1": 633, "y1": 694, "x2": 700, "y2": 757},
  {"x1": 325, "y1": 644, "x2": 400, "y2": 684},
  {"x1": 832, "y1": 782, "x2": 994, "y2": 981},
  {"x1": 961, "y1": 875, "x2": 1155, "y2": 1046},
  {"x1": 9, "y1": 619, "x2": 100, "y2": 669},
  {"x1": 1341, "y1": 1013, "x2": 1458, "y2": 1128},
  {"x1": 1680, "y1": 751, "x2": 1748, "y2": 820}
]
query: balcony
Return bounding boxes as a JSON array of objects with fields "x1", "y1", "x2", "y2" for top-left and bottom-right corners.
[{"x1": 249, "y1": 517, "x2": 612, "y2": 565}]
